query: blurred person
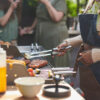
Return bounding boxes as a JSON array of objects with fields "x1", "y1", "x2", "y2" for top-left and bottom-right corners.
[
  {"x1": 0, "y1": 0, "x2": 21, "y2": 45},
  {"x1": 84, "y1": 0, "x2": 100, "y2": 35},
  {"x1": 18, "y1": 0, "x2": 36, "y2": 45},
  {"x1": 56, "y1": 0, "x2": 100, "y2": 100},
  {"x1": 22, "y1": 0, "x2": 69, "y2": 67}
]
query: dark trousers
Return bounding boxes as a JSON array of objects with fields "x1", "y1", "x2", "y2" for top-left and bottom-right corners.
[{"x1": 79, "y1": 65, "x2": 100, "y2": 100}]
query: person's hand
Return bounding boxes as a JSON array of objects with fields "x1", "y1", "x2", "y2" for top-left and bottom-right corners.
[
  {"x1": 77, "y1": 50, "x2": 93, "y2": 66},
  {"x1": 10, "y1": 0, "x2": 21, "y2": 10},
  {"x1": 24, "y1": 27, "x2": 33, "y2": 33},
  {"x1": 10, "y1": 0, "x2": 20, "y2": 10},
  {"x1": 56, "y1": 41, "x2": 69, "y2": 56},
  {"x1": 19, "y1": 27, "x2": 33, "y2": 36},
  {"x1": 97, "y1": 10, "x2": 100, "y2": 14},
  {"x1": 19, "y1": 27, "x2": 27, "y2": 36},
  {"x1": 81, "y1": 9, "x2": 86, "y2": 14}
]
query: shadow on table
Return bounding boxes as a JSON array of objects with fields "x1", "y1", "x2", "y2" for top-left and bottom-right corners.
[{"x1": 15, "y1": 96, "x2": 39, "y2": 100}]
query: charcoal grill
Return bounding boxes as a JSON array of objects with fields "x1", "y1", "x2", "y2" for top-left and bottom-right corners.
[{"x1": 1, "y1": 44, "x2": 74, "y2": 85}]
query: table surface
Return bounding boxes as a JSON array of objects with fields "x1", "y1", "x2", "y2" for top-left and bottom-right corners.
[{"x1": 0, "y1": 82, "x2": 85, "y2": 100}]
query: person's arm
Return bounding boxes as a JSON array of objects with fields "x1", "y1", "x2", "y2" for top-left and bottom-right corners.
[
  {"x1": 30, "y1": 18, "x2": 37, "y2": 30},
  {"x1": 84, "y1": 0, "x2": 95, "y2": 13},
  {"x1": 39, "y1": 0, "x2": 64, "y2": 22},
  {"x1": 0, "y1": 2, "x2": 18, "y2": 26},
  {"x1": 63, "y1": 35, "x2": 83, "y2": 47},
  {"x1": 0, "y1": 6, "x2": 14, "y2": 26},
  {"x1": 19, "y1": 18, "x2": 37, "y2": 36},
  {"x1": 92, "y1": 48, "x2": 100, "y2": 63},
  {"x1": 25, "y1": 18, "x2": 37, "y2": 32},
  {"x1": 56, "y1": 35, "x2": 83, "y2": 56},
  {"x1": 77, "y1": 48, "x2": 100, "y2": 67}
]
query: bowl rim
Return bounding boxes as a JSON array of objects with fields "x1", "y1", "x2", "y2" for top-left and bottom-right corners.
[{"x1": 14, "y1": 77, "x2": 45, "y2": 86}]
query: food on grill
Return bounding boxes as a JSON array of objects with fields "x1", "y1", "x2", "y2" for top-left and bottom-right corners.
[
  {"x1": 23, "y1": 59, "x2": 31, "y2": 65},
  {"x1": 29, "y1": 72, "x2": 35, "y2": 76},
  {"x1": 4, "y1": 42, "x2": 11, "y2": 45},
  {"x1": 28, "y1": 63, "x2": 39, "y2": 68},
  {"x1": 7, "y1": 59, "x2": 26, "y2": 69},
  {"x1": 27, "y1": 68, "x2": 35, "y2": 76},
  {"x1": 28, "y1": 59, "x2": 48, "y2": 68},
  {"x1": 0, "y1": 40, "x2": 4, "y2": 45},
  {"x1": 27, "y1": 68, "x2": 33, "y2": 72},
  {"x1": 0, "y1": 41, "x2": 11, "y2": 48},
  {"x1": 7, "y1": 56, "x2": 14, "y2": 59},
  {"x1": 35, "y1": 68, "x2": 40, "y2": 74},
  {"x1": 20, "y1": 58, "x2": 31, "y2": 65},
  {"x1": 7, "y1": 59, "x2": 26, "y2": 66},
  {"x1": 48, "y1": 70, "x2": 53, "y2": 78}
]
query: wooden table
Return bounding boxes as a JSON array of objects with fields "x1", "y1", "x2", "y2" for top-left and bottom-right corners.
[{"x1": 0, "y1": 82, "x2": 85, "y2": 100}]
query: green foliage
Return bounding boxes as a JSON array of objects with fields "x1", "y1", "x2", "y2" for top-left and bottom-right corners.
[
  {"x1": 27, "y1": 0, "x2": 38, "y2": 7},
  {"x1": 27, "y1": 0, "x2": 78, "y2": 17},
  {"x1": 66, "y1": 0, "x2": 77, "y2": 17},
  {"x1": 27, "y1": 0, "x2": 86, "y2": 17},
  {"x1": 80, "y1": 0, "x2": 86, "y2": 5}
]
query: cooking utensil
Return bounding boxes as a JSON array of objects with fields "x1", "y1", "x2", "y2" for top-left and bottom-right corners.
[
  {"x1": 30, "y1": 45, "x2": 72, "y2": 55},
  {"x1": 43, "y1": 75, "x2": 71, "y2": 98},
  {"x1": 35, "y1": 43, "x2": 40, "y2": 51},
  {"x1": 24, "y1": 51, "x2": 58, "y2": 59},
  {"x1": 52, "y1": 67, "x2": 73, "y2": 71},
  {"x1": 53, "y1": 71, "x2": 76, "y2": 75},
  {"x1": 25, "y1": 45, "x2": 72, "y2": 59}
]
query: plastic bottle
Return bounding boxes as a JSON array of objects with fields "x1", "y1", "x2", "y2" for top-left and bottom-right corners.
[{"x1": 0, "y1": 48, "x2": 6, "y2": 93}]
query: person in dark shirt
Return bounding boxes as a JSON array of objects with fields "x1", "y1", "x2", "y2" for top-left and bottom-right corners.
[{"x1": 18, "y1": 0, "x2": 36, "y2": 45}]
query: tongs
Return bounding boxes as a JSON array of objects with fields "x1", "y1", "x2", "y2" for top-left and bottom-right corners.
[
  {"x1": 51, "y1": 67, "x2": 76, "y2": 76},
  {"x1": 25, "y1": 45, "x2": 72, "y2": 59}
]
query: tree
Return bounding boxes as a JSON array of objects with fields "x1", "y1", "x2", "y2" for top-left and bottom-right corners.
[
  {"x1": 66, "y1": 0, "x2": 77, "y2": 17},
  {"x1": 27, "y1": 0, "x2": 87, "y2": 17},
  {"x1": 66, "y1": 0, "x2": 87, "y2": 17}
]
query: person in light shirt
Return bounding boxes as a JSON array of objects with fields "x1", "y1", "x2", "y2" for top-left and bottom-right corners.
[{"x1": 57, "y1": 0, "x2": 100, "y2": 100}]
